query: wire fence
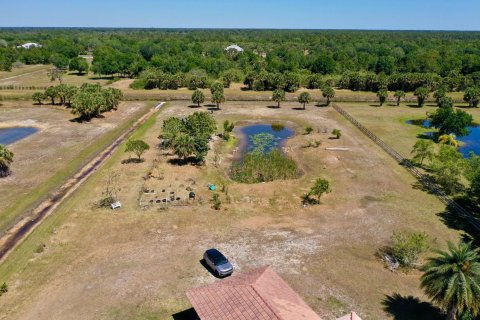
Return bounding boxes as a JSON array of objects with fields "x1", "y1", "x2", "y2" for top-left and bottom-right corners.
[{"x1": 332, "y1": 104, "x2": 480, "y2": 231}]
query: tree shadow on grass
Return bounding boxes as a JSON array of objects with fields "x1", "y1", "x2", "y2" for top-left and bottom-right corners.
[
  {"x1": 188, "y1": 104, "x2": 202, "y2": 108},
  {"x1": 121, "y1": 158, "x2": 144, "y2": 164},
  {"x1": 172, "y1": 308, "x2": 200, "y2": 320},
  {"x1": 406, "y1": 104, "x2": 422, "y2": 108},
  {"x1": 168, "y1": 157, "x2": 200, "y2": 166},
  {"x1": 438, "y1": 197, "x2": 480, "y2": 246},
  {"x1": 382, "y1": 294, "x2": 444, "y2": 320},
  {"x1": 455, "y1": 104, "x2": 475, "y2": 109},
  {"x1": 69, "y1": 114, "x2": 104, "y2": 123}
]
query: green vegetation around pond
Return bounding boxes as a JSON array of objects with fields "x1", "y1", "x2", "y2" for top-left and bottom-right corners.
[{"x1": 231, "y1": 149, "x2": 298, "y2": 184}]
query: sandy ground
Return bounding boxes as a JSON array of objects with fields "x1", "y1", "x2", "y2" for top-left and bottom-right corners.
[
  {"x1": 0, "y1": 101, "x2": 149, "y2": 233},
  {"x1": 0, "y1": 101, "x2": 460, "y2": 320}
]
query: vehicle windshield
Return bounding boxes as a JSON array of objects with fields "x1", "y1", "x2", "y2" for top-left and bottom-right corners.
[{"x1": 209, "y1": 251, "x2": 228, "y2": 265}]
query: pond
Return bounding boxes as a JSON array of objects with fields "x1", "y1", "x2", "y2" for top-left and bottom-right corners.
[
  {"x1": 0, "y1": 127, "x2": 38, "y2": 145},
  {"x1": 232, "y1": 123, "x2": 298, "y2": 183},
  {"x1": 236, "y1": 123, "x2": 294, "y2": 156},
  {"x1": 406, "y1": 119, "x2": 480, "y2": 157}
]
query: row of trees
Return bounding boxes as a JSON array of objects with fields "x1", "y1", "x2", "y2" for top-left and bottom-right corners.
[
  {"x1": 337, "y1": 71, "x2": 480, "y2": 93},
  {"x1": 189, "y1": 85, "x2": 335, "y2": 110},
  {"x1": 32, "y1": 84, "x2": 123, "y2": 120},
  {"x1": 373, "y1": 84, "x2": 480, "y2": 108},
  {"x1": 132, "y1": 66, "x2": 480, "y2": 96}
]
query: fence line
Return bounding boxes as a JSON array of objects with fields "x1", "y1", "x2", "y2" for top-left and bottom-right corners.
[
  {"x1": 0, "y1": 85, "x2": 48, "y2": 91},
  {"x1": 332, "y1": 104, "x2": 480, "y2": 231}
]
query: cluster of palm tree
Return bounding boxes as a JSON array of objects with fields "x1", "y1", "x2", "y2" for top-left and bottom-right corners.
[{"x1": 421, "y1": 241, "x2": 480, "y2": 320}]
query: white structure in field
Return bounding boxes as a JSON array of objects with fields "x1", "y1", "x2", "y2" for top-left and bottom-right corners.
[
  {"x1": 16, "y1": 42, "x2": 42, "y2": 49},
  {"x1": 225, "y1": 44, "x2": 244, "y2": 53}
]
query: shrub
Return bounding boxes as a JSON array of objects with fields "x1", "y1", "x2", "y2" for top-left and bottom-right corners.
[
  {"x1": 305, "y1": 126, "x2": 313, "y2": 135},
  {"x1": 0, "y1": 282, "x2": 8, "y2": 296},
  {"x1": 391, "y1": 231, "x2": 429, "y2": 268},
  {"x1": 302, "y1": 140, "x2": 321, "y2": 148},
  {"x1": 223, "y1": 120, "x2": 235, "y2": 140},
  {"x1": 332, "y1": 129, "x2": 342, "y2": 139},
  {"x1": 302, "y1": 178, "x2": 331, "y2": 204},
  {"x1": 211, "y1": 193, "x2": 221, "y2": 210}
]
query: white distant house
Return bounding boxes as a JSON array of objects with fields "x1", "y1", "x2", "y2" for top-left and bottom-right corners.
[
  {"x1": 16, "y1": 42, "x2": 42, "y2": 49},
  {"x1": 225, "y1": 44, "x2": 244, "y2": 53}
]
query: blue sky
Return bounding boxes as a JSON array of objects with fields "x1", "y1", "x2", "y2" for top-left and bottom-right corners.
[{"x1": 1, "y1": 0, "x2": 479, "y2": 30}]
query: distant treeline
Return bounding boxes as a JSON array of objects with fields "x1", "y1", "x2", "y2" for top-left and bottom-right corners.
[{"x1": 1, "y1": 29, "x2": 480, "y2": 92}]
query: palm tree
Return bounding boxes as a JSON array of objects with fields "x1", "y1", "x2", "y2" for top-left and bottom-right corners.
[
  {"x1": 394, "y1": 90, "x2": 405, "y2": 106},
  {"x1": 377, "y1": 89, "x2": 388, "y2": 106},
  {"x1": 272, "y1": 89, "x2": 286, "y2": 108},
  {"x1": 172, "y1": 133, "x2": 195, "y2": 161},
  {"x1": 421, "y1": 242, "x2": 480, "y2": 320},
  {"x1": 298, "y1": 92, "x2": 311, "y2": 110},
  {"x1": 438, "y1": 134, "x2": 461, "y2": 148},
  {"x1": 0, "y1": 145, "x2": 14, "y2": 177},
  {"x1": 322, "y1": 86, "x2": 335, "y2": 106}
]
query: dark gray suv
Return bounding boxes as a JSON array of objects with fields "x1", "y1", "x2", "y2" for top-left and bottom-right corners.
[{"x1": 203, "y1": 248, "x2": 234, "y2": 277}]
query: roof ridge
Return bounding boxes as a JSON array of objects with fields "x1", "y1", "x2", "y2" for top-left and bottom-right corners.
[
  {"x1": 251, "y1": 283, "x2": 282, "y2": 320},
  {"x1": 218, "y1": 265, "x2": 270, "y2": 287}
]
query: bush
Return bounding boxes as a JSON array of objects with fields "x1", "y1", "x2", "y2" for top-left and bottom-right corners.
[
  {"x1": 302, "y1": 178, "x2": 331, "y2": 204},
  {"x1": 231, "y1": 150, "x2": 298, "y2": 183},
  {"x1": 332, "y1": 129, "x2": 342, "y2": 139},
  {"x1": 305, "y1": 126, "x2": 313, "y2": 135},
  {"x1": 0, "y1": 282, "x2": 8, "y2": 296},
  {"x1": 211, "y1": 193, "x2": 221, "y2": 210},
  {"x1": 391, "y1": 231, "x2": 429, "y2": 268},
  {"x1": 302, "y1": 140, "x2": 321, "y2": 148}
]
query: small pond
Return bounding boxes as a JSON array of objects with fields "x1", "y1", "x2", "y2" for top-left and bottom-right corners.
[
  {"x1": 236, "y1": 123, "x2": 294, "y2": 156},
  {"x1": 406, "y1": 119, "x2": 480, "y2": 157},
  {"x1": 0, "y1": 127, "x2": 38, "y2": 145}
]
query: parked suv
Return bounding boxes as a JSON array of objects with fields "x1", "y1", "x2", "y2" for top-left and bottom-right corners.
[{"x1": 203, "y1": 248, "x2": 234, "y2": 277}]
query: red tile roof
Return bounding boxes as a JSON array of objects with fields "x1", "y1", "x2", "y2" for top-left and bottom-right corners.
[
  {"x1": 336, "y1": 312, "x2": 362, "y2": 320},
  {"x1": 186, "y1": 266, "x2": 323, "y2": 320}
]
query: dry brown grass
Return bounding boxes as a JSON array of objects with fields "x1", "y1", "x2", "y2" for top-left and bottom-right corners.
[
  {"x1": 0, "y1": 69, "x2": 108, "y2": 88},
  {"x1": 0, "y1": 101, "x2": 461, "y2": 320},
  {"x1": 0, "y1": 101, "x2": 152, "y2": 234}
]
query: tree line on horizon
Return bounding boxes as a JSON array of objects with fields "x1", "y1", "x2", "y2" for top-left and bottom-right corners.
[{"x1": 1, "y1": 29, "x2": 480, "y2": 93}]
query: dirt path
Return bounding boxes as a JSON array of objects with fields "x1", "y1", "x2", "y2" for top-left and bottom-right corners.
[
  {"x1": 0, "y1": 102, "x2": 165, "y2": 262},
  {"x1": 0, "y1": 68, "x2": 49, "y2": 81}
]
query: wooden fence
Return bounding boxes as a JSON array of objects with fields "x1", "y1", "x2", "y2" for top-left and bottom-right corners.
[{"x1": 332, "y1": 103, "x2": 480, "y2": 231}]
